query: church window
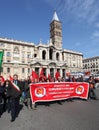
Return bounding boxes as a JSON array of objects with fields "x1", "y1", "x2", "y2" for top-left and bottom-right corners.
[
  {"x1": 50, "y1": 68, "x2": 54, "y2": 77},
  {"x1": 7, "y1": 67, "x2": 10, "y2": 73},
  {"x1": 6, "y1": 52, "x2": 11, "y2": 57},
  {"x1": 34, "y1": 54, "x2": 37, "y2": 57},
  {"x1": 49, "y1": 48, "x2": 53, "y2": 60},
  {"x1": 22, "y1": 68, "x2": 25, "y2": 73},
  {"x1": 42, "y1": 50, "x2": 46, "y2": 60},
  {"x1": 13, "y1": 46, "x2": 19, "y2": 54},
  {"x1": 27, "y1": 54, "x2": 31, "y2": 58},
  {"x1": 56, "y1": 52, "x2": 59, "y2": 61}
]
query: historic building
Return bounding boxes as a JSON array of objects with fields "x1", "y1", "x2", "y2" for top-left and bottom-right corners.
[
  {"x1": 0, "y1": 11, "x2": 83, "y2": 79},
  {"x1": 83, "y1": 56, "x2": 99, "y2": 74}
]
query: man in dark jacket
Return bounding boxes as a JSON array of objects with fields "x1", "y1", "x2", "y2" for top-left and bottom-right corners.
[
  {"x1": 25, "y1": 76, "x2": 32, "y2": 109},
  {"x1": 88, "y1": 76, "x2": 97, "y2": 100},
  {"x1": 5, "y1": 74, "x2": 22, "y2": 122}
]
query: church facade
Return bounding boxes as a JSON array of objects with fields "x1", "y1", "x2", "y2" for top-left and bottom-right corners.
[{"x1": 0, "y1": 11, "x2": 83, "y2": 79}]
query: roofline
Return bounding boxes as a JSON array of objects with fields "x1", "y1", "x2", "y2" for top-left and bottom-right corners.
[
  {"x1": 0, "y1": 37, "x2": 35, "y2": 47},
  {"x1": 83, "y1": 56, "x2": 99, "y2": 60},
  {"x1": 63, "y1": 49, "x2": 83, "y2": 56}
]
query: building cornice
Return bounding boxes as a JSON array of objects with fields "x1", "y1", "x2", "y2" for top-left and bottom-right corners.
[
  {"x1": 0, "y1": 37, "x2": 35, "y2": 47},
  {"x1": 83, "y1": 56, "x2": 99, "y2": 61},
  {"x1": 63, "y1": 49, "x2": 83, "y2": 56}
]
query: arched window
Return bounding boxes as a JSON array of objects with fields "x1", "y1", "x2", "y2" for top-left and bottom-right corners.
[
  {"x1": 35, "y1": 68, "x2": 39, "y2": 76},
  {"x1": 27, "y1": 54, "x2": 31, "y2": 58},
  {"x1": 7, "y1": 67, "x2": 10, "y2": 73},
  {"x1": 42, "y1": 50, "x2": 46, "y2": 60},
  {"x1": 6, "y1": 52, "x2": 11, "y2": 57},
  {"x1": 50, "y1": 68, "x2": 54, "y2": 77},
  {"x1": 49, "y1": 48, "x2": 53, "y2": 60},
  {"x1": 34, "y1": 54, "x2": 37, "y2": 58},
  {"x1": 62, "y1": 69, "x2": 65, "y2": 77},
  {"x1": 22, "y1": 68, "x2": 25, "y2": 73},
  {"x1": 62, "y1": 52, "x2": 64, "y2": 61},
  {"x1": 28, "y1": 68, "x2": 30, "y2": 73},
  {"x1": 14, "y1": 46, "x2": 19, "y2": 54},
  {"x1": 56, "y1": 52, "x2": 59, "y2": 61}
]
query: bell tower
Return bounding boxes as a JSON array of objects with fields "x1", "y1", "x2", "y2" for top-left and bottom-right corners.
[{"x1": 50, "y1": 11, "x2": 62, "y2": 49}]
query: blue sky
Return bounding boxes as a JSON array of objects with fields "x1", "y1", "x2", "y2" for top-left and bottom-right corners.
[{"x1": 0, "y1": 0, "x2": 99, "y2": 58}]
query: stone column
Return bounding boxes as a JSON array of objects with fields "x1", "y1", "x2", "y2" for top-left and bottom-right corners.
[
  {"x1": 46, "y1": 66, "x2": 50, "y2": 77},
  {"x1": 47, "y1": 48, "x2": 49, "y2": 60},
  {"x1": 53, "y1": 50, "x2": 56, "y2": 61},
  {"x1": 39, "y1": 48, "x2": 42, "y2": 59},
  {"x1": 59, "y1": 52, "x2": 62, "y2": 62},
  {"x1": 54, "y1": 67, "x2": 57, "y2": 77},
  {"x1": 60, "y1": 69, "x2": 62, "y2": 77}
]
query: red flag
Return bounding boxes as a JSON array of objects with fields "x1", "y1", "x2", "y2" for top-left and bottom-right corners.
[
  {"x1": 31, "y1": 70, "x2": 39, "y2": 82},
  {"x1": 55, "y1": 71, "x2": 60, "y2": 80},
  {"x1": 84, "y1": 71, "x2": 90, "y2": 76},
  {"x1": 47, "y1": 74, "x2": 51, "y2": 82},
  {"x1": 9, "y1": 75, "x2": 13, "y2": 81},
  {"x1": 48, "y1": 74, "x2": 51, "y2": 80},
  {"x1": 39, "y1": 67, "x2": 46, "y2": 81},
  {"x1": 40, "y1": 67, "x2": 44, "y2": 77}
]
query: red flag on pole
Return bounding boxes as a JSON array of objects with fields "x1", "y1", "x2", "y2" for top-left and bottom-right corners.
[
  {"x1": 39, "y1": 67, "x2": 46, "y2": 81},
  {"x1": 84, "y1": 71, "x2": 90, "y2": 76},
  {"x1": 48, "y1": 74, "x2": 51, "y2": 80},
  {"x1": 55, "y1": 71, "x2": 60, "y2": 80},
  {"x1": 47, "y1": 74, "x2": 51, "y2": 81},
  {"x1": 40, "y1": 67, "x2": 44, "y2": 77},
  {"x1": 9, "y1": 75, "x2": 13, "y2": 81},
  {"x1": 31, "y1": 70, "x2": 39, "y2": 82}
]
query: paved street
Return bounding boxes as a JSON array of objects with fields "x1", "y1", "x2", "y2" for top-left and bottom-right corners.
[{"x1": 0, "y1": 88, "x2": 99, "y2": 130}]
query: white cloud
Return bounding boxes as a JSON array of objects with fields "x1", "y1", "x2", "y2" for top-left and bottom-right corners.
[
  {"x1": 75, "y1": 42, "x2": 81, "y2": 46},
  {"x1": 91, "y1": 30, "x2": 99, "y2": 40},
  {"x1": 90, "y1": 30, "x2": 99, "y2": 46},
  {"x1": 95, "y1": 23, "x2": 99, "y2": 28},
  {"x1": 44, "y1": 0, "x2": 99, "y2": 24},
  {"x1": 93, "y1": 31, "x2": 99, "y2": 37}
]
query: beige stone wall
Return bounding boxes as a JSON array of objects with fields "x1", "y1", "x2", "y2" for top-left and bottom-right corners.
[
  {"x1": 83, "y1": 57, "x2": 99, "y2": 74},
  {"x1": 0, "y1": 38, "x2": 83, "y2": 79}
]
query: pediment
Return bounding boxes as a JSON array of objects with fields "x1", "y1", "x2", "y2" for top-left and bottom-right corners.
[
  {"x1": 32, "y1": 62, "x2": 42, "y2": 66},
  {"x1": 49, "y1": 62, "x2": 57, "y2": 67}
]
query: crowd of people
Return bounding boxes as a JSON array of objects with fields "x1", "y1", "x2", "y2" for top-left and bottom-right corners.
[{"x1": 0, "y1": 74, "x2": 98, "y2": 122}]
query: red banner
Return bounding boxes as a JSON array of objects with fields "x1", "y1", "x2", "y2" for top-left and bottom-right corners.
[{"x1": 30, "y1": 82, "x2": 89, "y2": 103}]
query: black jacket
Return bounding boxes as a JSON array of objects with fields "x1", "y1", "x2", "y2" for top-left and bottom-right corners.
[
  {"x1": 5, "y1": 80, "x2": 22, "y2": 98},
  {"x1": 25, "y1": 80, "x2": 31, "y2": 98},
  {"x1": 0, "y1": 83, "x2": 5, "y2": 94}
]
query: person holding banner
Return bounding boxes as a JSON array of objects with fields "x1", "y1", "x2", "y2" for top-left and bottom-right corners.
[
  {"x1": 5, "y1": 74, "x2": 22, "y2": 122},
  {"x1": 25, "y1": 76, "x2": 32, "y2": 109},
  {"x1": 88, "y1": 76, "x2": 98, "y2": 100}
]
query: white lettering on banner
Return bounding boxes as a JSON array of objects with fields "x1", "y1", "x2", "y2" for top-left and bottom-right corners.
[
  {"x1": 53, "y1": 95, "x2": 70, "y2": 98},
  {"x1": 49, "y1": 91, "x2": 74, "y2": 95},
  {"x1": 49, "y1": 87, "x2": 74, "y2": 91}
]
